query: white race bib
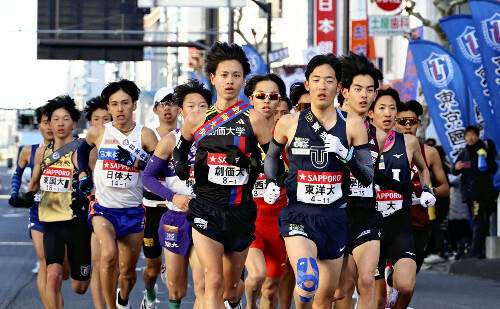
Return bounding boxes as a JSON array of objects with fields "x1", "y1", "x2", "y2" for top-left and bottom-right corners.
[
  {"x1": 207, "y1": 153, "x2": 249, "y2": 186},
  {"x1": 40, "y1": 167, "x2": 71, "y2": 192},
  {"x1": 297, "y1": 170, "x2": 343, "y2": 205},
  {"x1": 376, "y1": 190, "x2": 403, "y2": 217},
  {"x1": 349, "y1": 172, "x2": 374, "y2": 197},
  {"x1": 252, "y1": 173, "x2": 266, "y2": 198},
  {"x1": 101, "y1": 160, "x2": 139, "y2": 188}
]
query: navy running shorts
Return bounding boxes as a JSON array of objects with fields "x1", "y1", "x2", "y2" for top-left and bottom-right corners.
[{"x1": 345, "y1": 206, "x2": 383, "y2": 255}]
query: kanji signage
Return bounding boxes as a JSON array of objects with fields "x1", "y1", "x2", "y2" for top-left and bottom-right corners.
[
  {"x1": 368, "y1": 15, "x2": 410, "y2": 37},
  {"x1": 315, "y1": 0, "x2": 337, "y2": 53}
]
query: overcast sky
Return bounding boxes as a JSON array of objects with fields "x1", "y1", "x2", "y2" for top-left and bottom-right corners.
[{"x1": 0, "y1": 1, "x2": 69, "y2": 110}]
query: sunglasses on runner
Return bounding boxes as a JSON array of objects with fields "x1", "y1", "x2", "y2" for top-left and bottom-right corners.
[
  {"x1": 296, "y1": 102, "x2": 311, "y2": 111},
  {"x1": 154, "y1": 100, "x2": 177, "y2": 108},
  {"x1": 251, "y1": 92, "x2": 281, "y2": 100},
  {"x1": 396, "y1": 117, "x2": 419, "y2": 126}
]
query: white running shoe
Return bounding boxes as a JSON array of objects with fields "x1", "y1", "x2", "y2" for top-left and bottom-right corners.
[
  {"x1": 224, "y1": 299, "x2": 243, "y2": 309},
  {"x1": 423, "y1": 254, "x2": 446, "y2": 264},
  {"x1": 141, "y1": 293, "x2": 156, "y2": 309},
  {"x1": 160, "y1": 263, "x2": 167, "y2": 285},
  {"x1": 116, "y1": 289, "x2": 131, "y2": 309},
  {"x1": 384, "y1": 264, "x2": 399, "y2": 308}
]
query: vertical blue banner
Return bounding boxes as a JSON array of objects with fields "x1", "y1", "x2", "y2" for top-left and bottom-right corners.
[
  {"x1": 240, "y1": 44, "x2": 269, "y2": 103},
  {"x1": 469, "y1": 0, "x2": 500, "y2": 121},
  {"x1": 440, "y1": 14, "x2": 497, "y2": 143},
  {"x1": 409, "y1": 40, "x2": 469, "y2": 162},
  {"x1": 400, "y1": 26, "x2": 423, "y2": 102}
]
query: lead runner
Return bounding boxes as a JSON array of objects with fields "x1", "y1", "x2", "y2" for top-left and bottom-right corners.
[
  {"x1": 173, "y1": 42, "x2": 271, "y2": 309},
  {"x1": 264, "y1": 53, "x2": 374, "y2": 308}
]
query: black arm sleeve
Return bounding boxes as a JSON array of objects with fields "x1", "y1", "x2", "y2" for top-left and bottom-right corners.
[
  {"x1": 264, "y1": 138, "x2": 286, "y2": 184},
  {"x1": 346, "y1": 144, "x2": 374, "y2": 187},
  {"x1": 173, "y1": 135, "x2": 194, "y2": 164},
  {"x1": 77, "y1": 140, "x2": 93, "y2": 175}
]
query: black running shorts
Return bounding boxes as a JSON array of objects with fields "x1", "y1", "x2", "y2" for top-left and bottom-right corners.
[
  {"x1": 43, "y1": 217, "x2": 91, "y2": 281},
  {"x1": 345, "y1": 206, "x2": 383, "y2": 255},
  {"x1": 187, "y1": 198, "x2": 257, "y2": 252},
  {"x1": 142, "y1": 206, "x2": 168, "y2": 259}
]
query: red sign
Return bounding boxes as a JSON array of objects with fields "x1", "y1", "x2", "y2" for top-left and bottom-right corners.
[
  {"x1": 315, "y1": 0, "x2": 337, "y2": 54},
  {"x1": 375, "y1": 0, "x2": 402, "y2": 11}
]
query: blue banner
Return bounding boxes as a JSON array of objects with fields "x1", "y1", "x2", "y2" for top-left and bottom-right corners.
[
  {"x1": 400, "y1": 26, "x2": 423, "y2": 102},
  {"x1": 409, "y1": 40, "x2": 468, "y2": 162},
  {"x1": 440, "y1": 14, "x2": 498, "y2": 143},
  {"x1": 240, "y1": 44, "x2": 269, "y2": 103},
  {"x1": 469, "y1": 0, "x2": 500, "y2": 124},
  {"x1": 189, "y1": 72, "x2": 216, "y2": 104}
]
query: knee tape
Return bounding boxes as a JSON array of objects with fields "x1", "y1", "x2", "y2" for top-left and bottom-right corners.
[{"x1": 295, "y1": 257, "x2": 319, "y2": 303}]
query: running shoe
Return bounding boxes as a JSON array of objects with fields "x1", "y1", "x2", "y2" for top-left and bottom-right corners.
[
  {"x1": 141, "y1": 294, "x2": 156, "y2": 309},
  {"x1": 423, "y1": 254, "x2": 446, "y2": 264},
  {"x1": 224, "y1": 299, "x2": 243, "y2": 309},
  {"x1": 116, "y1": 289, "x2": 131, "y2": 309},
  {"x1": 384, "y1": 263, "x2": 398, "y2": 308},
  {"x1": 160, "y1": 263, "x2": 167, "y2": 285}
]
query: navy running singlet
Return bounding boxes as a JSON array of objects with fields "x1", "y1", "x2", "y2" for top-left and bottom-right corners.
[
  {"x1": 376, "y1": 131, "x2": 412, "y2": 217},
  {"x1": 285, "y1": 108, "x2": 350, "y2": 208},
  {"x1": 194, "y1": 103, "x2": 261, "y2": 206}
]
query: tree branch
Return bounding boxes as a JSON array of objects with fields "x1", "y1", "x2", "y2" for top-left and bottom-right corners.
[
  {"x1": 432, "y1": 0, "x2": 447, "y2": 17},
  {"x1": 445, "y1": 0, "x2": 469, "y2": 16},
  {"x1": 405, "y1": 0, "x2": 432, "y2": 27}
]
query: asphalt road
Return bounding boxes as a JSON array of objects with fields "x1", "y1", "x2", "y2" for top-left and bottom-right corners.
[{"x1": 0, "y1": 166, "x2": 499, "y2": 308}]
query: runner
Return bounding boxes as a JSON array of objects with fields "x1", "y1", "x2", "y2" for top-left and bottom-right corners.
[
  {"x1": 83, "y1": 96, "x2": 113, "y2": 309},
  {"x1": 278, "y1": 81, "x2": 310, "y2": 309},
  {"x1": 140, "y1": 87, "x2": 178, "y2": 309},
  {"x1": 26, "y1": 95, "x2": 93, "y2": 309},
  {"x1": 172, "y1": 42, "x2": 271, "y2": 309},
  {"x1": 334, "y1": 51, "x2": 385, "y2": 309},
  {"x1": 264, "y1": 53, "x2": 374, "y2": 308},
  {"x1": 394, "y1": 99, "x2": 449, "y2": 308},
  {"x1": 243, "y1": 73, "x2": 288, "y2": 309},
  {"x1": 367, "y1": 88, "x2": 435, "y2": 309},
  {"x1": 9, "y1": 106, "x2": 55, "y2": 308},
  {"x1": 77, "y1": 79, "x2": 158, "y2": 309},
  {"x1": 142, "y1": 79, "x2": 211, "y2": 309},
  {"x1": 274, "y1": 96, "x2": 292, "y2": 123}
]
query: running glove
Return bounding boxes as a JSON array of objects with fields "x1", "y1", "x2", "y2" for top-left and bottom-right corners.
[
  {"x1": 8, "y1": 192, "x2": 21, "y2": 207},
  {"x1": 323, "y1": 134, "x2": 353, "y2": 162},
  {"x1": 24, "y1": 191, "x2": 36, "y2": 208},
  {"x1": 264, "y1": 182, "x2": 280, "y2": 204},
  {"x1": 225, "y1": 145, "x2": 251, "y2": 168},
  {"x1": 420, "y1": 185, "x2": 436, "y2": 208},
  {"x1": 116, "y1": 146, "x2": 133, "y2": 166},
  {"x1": 175, "y1": 160, "x2": 191, "y2": 181},
  {"x1": 79, "y1": 175, "x2": 93, "y2": 196}
]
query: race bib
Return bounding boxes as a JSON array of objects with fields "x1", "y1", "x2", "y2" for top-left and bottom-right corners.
[
  {"x1": 376, "y1": 190, "x2": 403, "y2": 217},
  {"x1": 101, "y1": 160, "x2": 139, "y2": 188},
  {"x1": 252, "y1": 173, "x2": 266, "y2": 198},
  {"x1": 349, "y1": 172, "x2": 373, "y2": 197},
  {"x1": 207, "y1": 153, "x2": 249, "y2": 186},
  {"x1": 297, "y1": 170, "x2": 343, "y2": 205},
  {"x1": 40, "y1": 167, "x2": 71, "y2": 192}
]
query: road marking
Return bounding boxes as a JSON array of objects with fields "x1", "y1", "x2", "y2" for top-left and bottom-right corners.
[{"x1": 0, "y1": 241, "x2": 32, "y2": 246}]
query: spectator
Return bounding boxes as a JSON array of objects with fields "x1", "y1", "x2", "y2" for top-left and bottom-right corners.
[
  {"x1": 447, "y1": 174, "x2": 472, "y2": 259},
  {"x1": 484, "y1": 138, "x2": 500, "y2": 237},
  {"x1": 453, "y1": 125, "x2": 498, "y2": 258}
]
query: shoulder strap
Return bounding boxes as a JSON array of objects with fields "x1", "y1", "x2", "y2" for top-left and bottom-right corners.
[
  {"x1": 41, "y1": 139, "x2": 83, "y2": 170},
  {"x1": 106, "y1": 123, "x2": 149, "y2": 163},
  {"x1": 194, "y1": 101, "x2": 251, "y2": 146}
]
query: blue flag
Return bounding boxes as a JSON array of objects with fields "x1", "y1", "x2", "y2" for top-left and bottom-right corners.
[
  {"x1": 400, "y1": 27, "x2": 423, "y2": 102},
  {"x1": 240, "y1": 44, "x2": 269, "y2": 103},
  {"x1": 409, "y1": 40, "x2": 468, "y2": 162},
  {"x1": 469, "y1": 0, "x2": 500, "y2": 121},
  {"x1": 440, "y1": 14, "x2": 496, "y2": 142}
]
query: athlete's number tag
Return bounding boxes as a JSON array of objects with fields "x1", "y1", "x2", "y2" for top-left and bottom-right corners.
[
  {"x1": 207, "y1": 153, "x2": 249, "y2": 186},
  {"x1": 40, "y1": 167, "x2": 71, "y2": 192},
  {"x1": 101, "y1": 160, "x2": 139, "y2": 188},
  {"x1": 297, "y1": 170, "x2": 343, "y2": 205},
  {"x1": 376, "y1": 190, "x2": 403, "y2": 217},
  {"x1": 253, "y1": 173, "x2": 266, "y2": 198},
  {"x1": 349, "y1": 172, "x2": 373, "y2": 197}
]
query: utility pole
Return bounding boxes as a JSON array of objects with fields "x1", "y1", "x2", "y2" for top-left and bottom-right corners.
[
  {"x1": 251, "y1": 0, "x2": 272, "y2": 72},
  {"x1": 343, "y1": 0, "x2": 349, "y2": 55},
  {"x1": 228, "y1": 0, "x2": 234, "y2": 43}
]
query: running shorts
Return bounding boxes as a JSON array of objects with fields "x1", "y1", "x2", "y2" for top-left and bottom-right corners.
[
  {"x1": 142, "y1": 205, "x2": 168, "y2": 259},
  {"x1": 158, "y1": 210, "x2": 193, "y2": 257},
  {"x1": 88, "y1": 200, "x2": 145, "y2": 239}
]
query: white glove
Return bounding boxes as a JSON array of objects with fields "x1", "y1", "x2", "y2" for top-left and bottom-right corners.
[
  {"x1": 264, "y1": 182, "x2": 280, "y2": 204},
  {"x1": 412, "y1": 192, "x2": 420, "y2": 205},
  {"x1": 323, "y1": 133, "x2": 349, "y2": 160},
  {"x1": 420, "y1": 191, "x2": 436, "y2": 208}
]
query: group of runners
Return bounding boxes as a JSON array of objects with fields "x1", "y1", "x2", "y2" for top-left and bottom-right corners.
[{"x1": 9, "y1": 41, "x2": 446, "y2": 309}]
